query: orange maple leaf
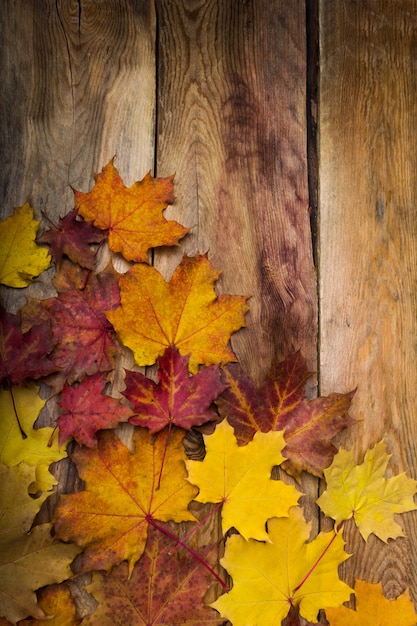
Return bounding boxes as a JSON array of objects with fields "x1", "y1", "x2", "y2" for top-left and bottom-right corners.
[
  {"x1": 107, "y1": 254, "x2": 248, "y2": 373},
  {"x1": 74, "y1": 159, "x2": 188, "y2": 262},
  {"x1": 53, "y1": 427, "x2": 198, "y2": 574}
]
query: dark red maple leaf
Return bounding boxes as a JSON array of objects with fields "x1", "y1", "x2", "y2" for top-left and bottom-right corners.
[
  {"x1": 83, "y1": 526, "x2": 224, "y2": 625},
  {"x1": 21, "y1": 260, "x2": 122, "y2": 388},
  {"x1": 0, "y1": 306, "x2": 58, "y2": 386},
  {"x1": 216, "y1": 352, "x2": 355, "y2": 478},
  {"x1": 124, "y1": 346, "x2": 227, "y2": 433},
  {"x1": 38, "y1": 209, "x2": 106, "y2": 270},
  {"x1": 57, "y1": 372, "x2": 134, "y2": 447}
]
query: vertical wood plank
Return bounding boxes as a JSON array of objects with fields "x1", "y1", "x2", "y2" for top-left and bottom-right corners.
[
  {"x1": 155, "y1": 0, "x2": 317, "y2": 384},
  {"x1": 0, "y1": 0, "x2": 156, "y2": 305},
  {"x1": 319, "y1": 0, "x2": 417, "y2": 602}
]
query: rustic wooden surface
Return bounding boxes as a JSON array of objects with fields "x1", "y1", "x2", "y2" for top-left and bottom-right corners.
[
  {"x1": 1, "y1": 0, "x2": 416, "y2": 620},
  {"x1": 319, "y1": 0, "x2": 417, "y2": 603}
]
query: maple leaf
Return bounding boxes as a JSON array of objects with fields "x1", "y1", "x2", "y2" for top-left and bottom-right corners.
[
  {"x1": 216, "y1": 354, "x2": 355, "y2": 477},
  {"x1": 107, "y1": 254, "x2": 248, "y2": 373},
  {"x1": 21, "y1": 261, "x2": 121, "y2": 386},
  {"x1": 0, "y1": 524, "x2": 80, "y2": 624},
  {"x1": 186, "y1": 420, "x2": 301, "y2": 541},
  {"x1": 38, "y1": 209, "x2": 106, "y2": 269},
  {"x1": 0, "y1": 307, "x2": 57, "y2": 386},
  {"x1": 57, "y1": 372, "x2": 133, "y2": 447},
  {"x1": 54, "y1": 427, "x2": 198, "y2": 573},
  {"x1": 124, "y1": 346, "x2": 227, "y2": 433},
  {"x1": 0, "y1": 384, "x2": 67, "y2": 493},
  {"x1": 317, "y1": 440, "x2": 417, "y2": 541},
  {"x1": 0, "y1": 463, "x2": 49, "y2": 544},
  {"x1": 325, "y1": 579, "x2": 417, "y2": 625},
  {"x1": 17, "y1": 583, "x2": 81, "y2": 626},
  {"x1": 82, "y1": 525, "x2": 224, "y2": 625},
  {"x1": 0, "y1": 203, "x2": 50, "y2": 288},
  {"x1": 211, "y1": 507, "x2": 352, "y2": 625},
  {"x1": 74, "y1": 159, "x2": 188, "y2": 262}
]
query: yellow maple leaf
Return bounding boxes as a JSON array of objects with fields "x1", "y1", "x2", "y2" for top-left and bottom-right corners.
[
  {"x1": 107, "y1": 254, "x2": 248, "y2": 373},
  {"x1": 317, "y1": 440, "x2": 417, "y2": 541},
  {"x1": 0, "y1": 203, "x2": 50, "y2": 288},
  {"x1": 326, "y1": 579, "x2": 417, "y2": 625},
  {"x1": 0, "y1": 463, "x2": 48, "y2": 543},
  {"x1": 0, "y1": 462, "x2": 81, "y2": 623},
  {"x1": 212, "y1": 507, "x2": 352, "y2": 625},
  {"x1": 74, "y1": 159, "x2": 188, "y2": 262},
  {"x1": 0, "y1": 384, "x2": 67, "y2": 493},
  {"x1": 186, "y1": 420, "x2": 301, "y2": 541}
]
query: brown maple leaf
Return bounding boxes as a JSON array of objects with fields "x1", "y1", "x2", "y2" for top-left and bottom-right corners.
[
  {"x1": 74, "y1": 159, "x2": 188, "y2": 262},
  {"x1": 21, "y1": 260, "x2": 122, "y2": 388},
  {"x1": 38, "y1": 209, "x2": 106, "y2": 269},
  {"x1": 124, "y1": 346, "x2": 227, "y2": 433},
  {"x1": 57, "y1": 372, "x2": 133, "y2": 447},
  {"x1": 0, "y1": 306, "x2": 58, "y2": 386},
  {"x1": 216, "y1": 352, "x2": 355, "y2": 477},
  {"x1": 82, "y1": 526, "x2": 224, "y2": 625},
  {"x1": 54, "y1": 427, "x2": 198, "y2": 573}
]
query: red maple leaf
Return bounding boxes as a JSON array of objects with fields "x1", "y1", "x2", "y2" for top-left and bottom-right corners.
[
  {"x1": 57, "y1": 372, "x2": 134, "y2": 447},
  {"x1": 216, "y1": 352, "x2": 355, "y2": 477},
  {"x1": 124, "y1": 346, "x2": 227, "y2": 433},
  {"x1": 83, "y1": 526, "x2": 224, "y2": 625},
  {"x1": 21, "y1": 260, "x2": 122, "y2": 387},
  {"x1": 0, "y1": 306, "x2": 58, "y2": 386},
  {"x1": 38, "y1": 209, "x2": 106, "y2": 269}
]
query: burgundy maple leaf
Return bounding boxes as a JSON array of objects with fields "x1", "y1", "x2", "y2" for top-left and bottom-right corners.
[
  {"x1": 0, "y1": 306, "x2": 58, "y2": 386},
  {"x1": 38, "y1": 209, "x2": 106, "y2": 269},
  {"x1": 57, "y1": 372, "x2": 133, "y2": 447},
  {"x1": 216, "y1": 352, "x2": 355, "y2": 478},
  {"x1": 21, "y1": 260, "x2": 122, "y2": 388},
  {"x1": 124, "y1": 346, "x2": 227, "y2": 433}
]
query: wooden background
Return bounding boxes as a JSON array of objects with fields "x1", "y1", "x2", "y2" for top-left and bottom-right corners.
[{"x1": 1, "y1": 0, "x2": 417, "y2": 618}]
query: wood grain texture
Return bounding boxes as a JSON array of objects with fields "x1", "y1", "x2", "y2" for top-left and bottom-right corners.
[
  {"x1": 155, "y1": 0, "x2": 317, "y2": 384},
  {"x1": 0, "y1": 0, "x2": 156, "y2": 303},
  {"x1": 319, "y1": 0, "x2": 417, "y2": 602}
]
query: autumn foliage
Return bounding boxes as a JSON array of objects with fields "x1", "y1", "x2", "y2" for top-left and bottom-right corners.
[{"x1": 0, "y1": 160, "x2": 416, "y2": 625}]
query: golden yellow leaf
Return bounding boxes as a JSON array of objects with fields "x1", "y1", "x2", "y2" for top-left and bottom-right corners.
[
  {"x1": 212, "y1": 507, "x2": 352, "y2": 625},
  {"x1": 107, "y1": 254, "x2": 248, "y2": 373},
  {"x1": 186, "y1": 420, "x2": 301, "y2": 541},
  {"x1": 326, "y1": 579, "x2": 417, "y2": 625},
  {"x1": 0, "y1": 384, "x2": 67, "y2": 493},
  {"x1": 317, "y1": 440, "x2": 417, "y2": 541},
  {"x1": 0, "y1": 463, "x2": 48, "y2": 543},
  {"x1": 0, "y1": 204, "x2": 50, "y2": 288}
]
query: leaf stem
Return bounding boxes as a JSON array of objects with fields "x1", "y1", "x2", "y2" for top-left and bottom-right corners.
[
  {"x1": 146, "y1": 515, "x2": 229, "y2": 590},
  {"x1": 172, "y1": 500, "x2": 224, "y2": 552},
  {"x1": 156, "y1": 423, "x2": 172, "y2": 491},
  {"x1": 8, "y1": 385, "x2": 27, "y2": 439},
  {"x1": 41, "y1": 209, "x2": 59, "y2": 230},
  {"x1": 292, "y1": 520, "x2": 346, "y2": 594}
]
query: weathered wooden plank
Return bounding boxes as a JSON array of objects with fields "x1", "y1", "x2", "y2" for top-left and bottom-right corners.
[
  {"x1": 155, "y1": 0, "x2": 317, "y2": 384},
  {"x1": 319, "y1": 0, "x2": 417, "y2": 602},
  {"x1": 0, "y1": 0, "x2": 156, "y2": 299}
]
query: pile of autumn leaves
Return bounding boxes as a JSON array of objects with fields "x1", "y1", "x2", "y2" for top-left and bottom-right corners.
[{"x1": 1, "y1": 160, "x2": 417, "y2": 626}]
